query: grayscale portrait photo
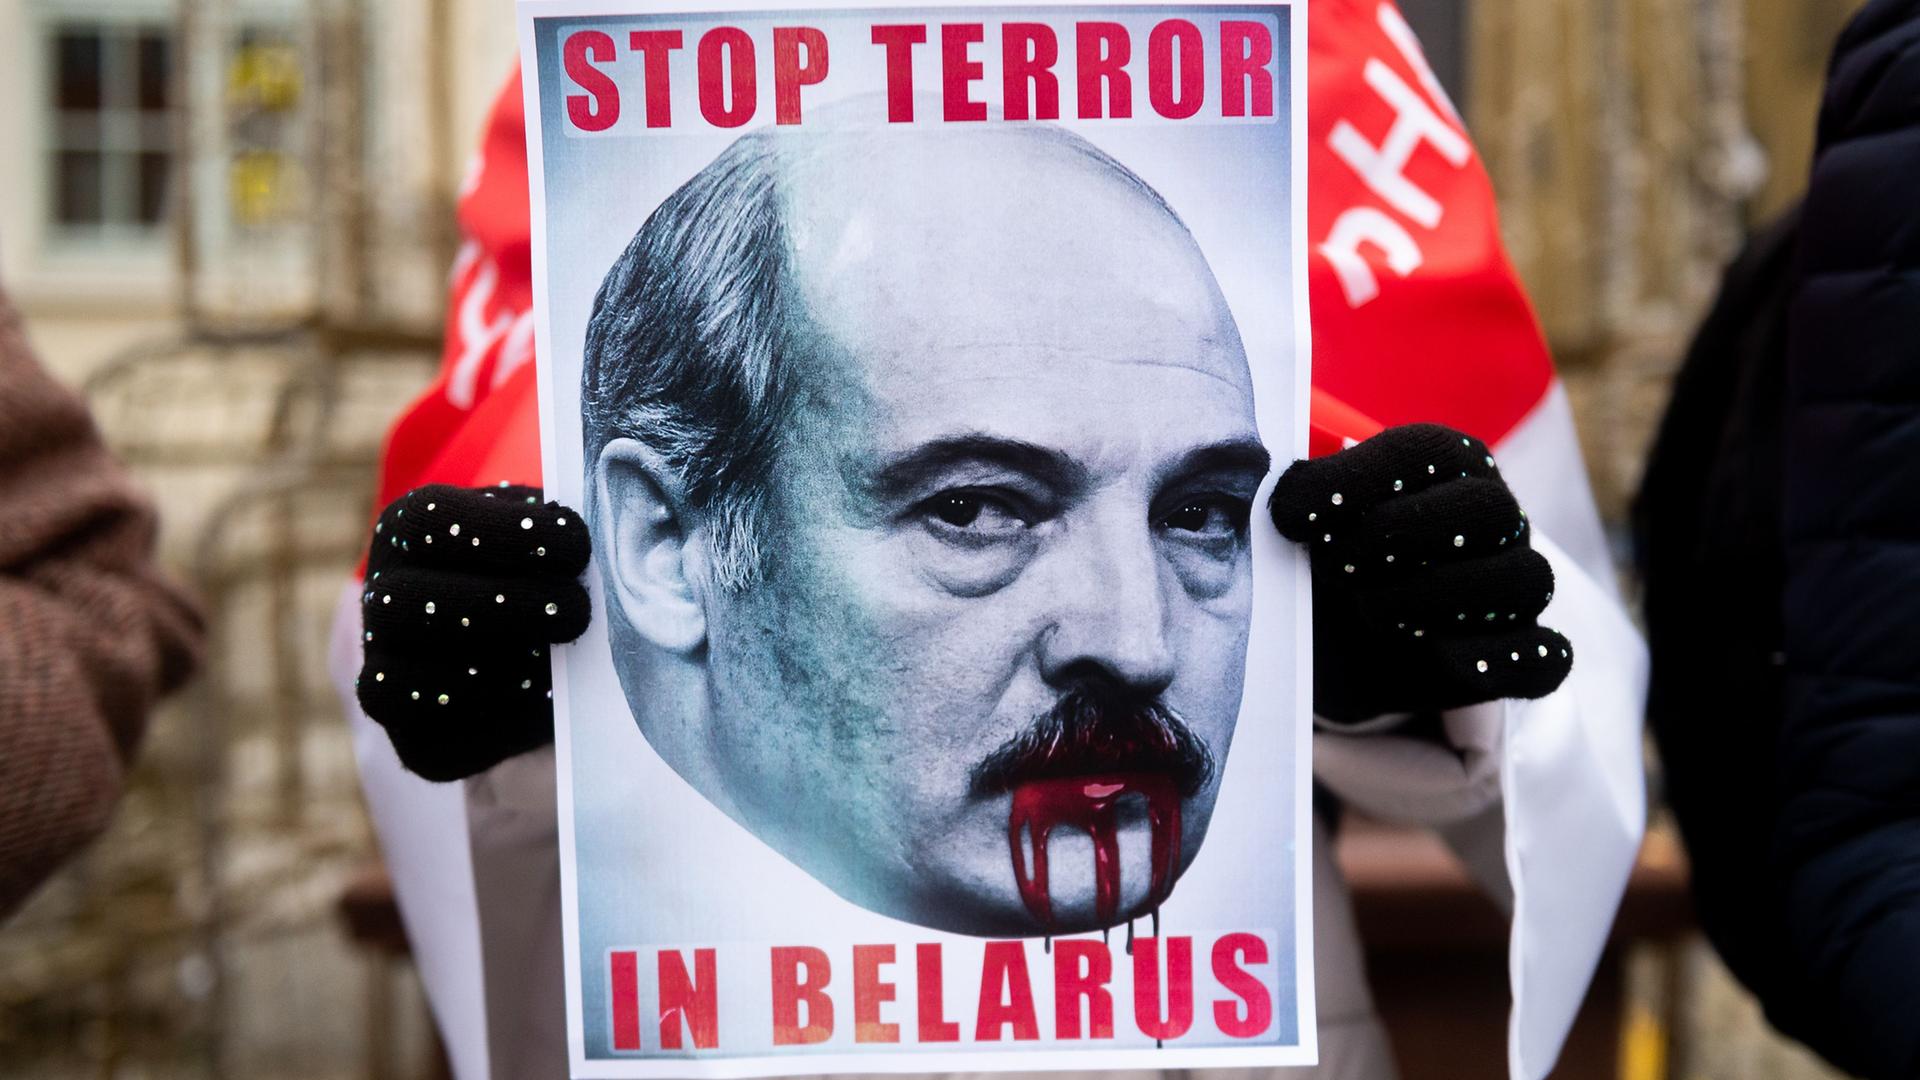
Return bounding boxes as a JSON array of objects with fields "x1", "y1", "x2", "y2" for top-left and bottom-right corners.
[{"x1": 579, "y1": 121, "x2": 1269, "y2": 938}]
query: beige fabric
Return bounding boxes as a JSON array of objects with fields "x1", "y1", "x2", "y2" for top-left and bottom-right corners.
[
  {"x1": 1297, "y1": 813, "x2": 1397, "y2": 1080},
  {"x1": 1312, "y1": 702, "x2": 1504, "y2": 828},
  {"x1": 467, "y1": 744, "x2": 569, "y2": 1078},
  {"x1": 1315, "y1": 701, "x2": 1514, "y2": 917}
]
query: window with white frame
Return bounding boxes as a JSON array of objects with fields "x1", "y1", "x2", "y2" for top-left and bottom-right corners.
[{"x1": 46, "y1": 19, "x2": 174, "y2": 238}]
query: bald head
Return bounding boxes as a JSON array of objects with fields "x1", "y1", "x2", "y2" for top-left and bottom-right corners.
[{"x1": 582, "y1": 122, "x2": 1252, "y2": 590}]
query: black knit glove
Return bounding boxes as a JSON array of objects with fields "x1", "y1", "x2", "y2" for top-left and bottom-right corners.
[
  {"x1": 1269, "y1": 424, "x2": 1572, "y2": 725},
  {"x1": 357, "y1": 484, "x2": 591, "y2": 781}
]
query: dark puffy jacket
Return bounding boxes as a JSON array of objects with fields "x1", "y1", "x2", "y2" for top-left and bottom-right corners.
[
  {"x1": 1774, "y1": 2, "x2": 1920, "y2": 1075},
  {"x1": 1638, "y1": 209, "x2": 1801, "y2": 1039},
  {"x1": 1640, "y1": 2, "x2": 1920, "y2": 1076}
]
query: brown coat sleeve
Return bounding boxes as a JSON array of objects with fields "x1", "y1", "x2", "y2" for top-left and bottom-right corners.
[{"x1": 0, "y1": 290, "x2": 204, "y2": 917}]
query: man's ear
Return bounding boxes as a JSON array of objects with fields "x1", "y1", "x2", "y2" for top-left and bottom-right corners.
[{"x1": 593, "y1": 438, "x2": 708, "y2": 654}]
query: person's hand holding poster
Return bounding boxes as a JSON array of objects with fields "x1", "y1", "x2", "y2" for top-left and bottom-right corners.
[{"x1": 516, "y1": 2, "x2": 1314, "y2": 1073}]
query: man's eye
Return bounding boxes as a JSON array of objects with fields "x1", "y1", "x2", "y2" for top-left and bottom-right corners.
[
  {"x1": 1161, "y1": 499, "x2": 1246, "y2": 537},
  {"x1": 920, "y1": 491, "x2": 1030, "y2": 539},
  {"x1": 934, "y1": 495, "x2": 984, "y2": 527}
]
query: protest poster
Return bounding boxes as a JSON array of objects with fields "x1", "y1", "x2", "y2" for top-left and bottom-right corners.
[{"x1": 516, "y1": 1, "x2": 1316, "y2": 1072}]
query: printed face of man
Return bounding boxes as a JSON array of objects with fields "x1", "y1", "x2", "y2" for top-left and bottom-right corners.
[{"x1": 600, "y1": 131, "x2": 1266, "y2": 936}]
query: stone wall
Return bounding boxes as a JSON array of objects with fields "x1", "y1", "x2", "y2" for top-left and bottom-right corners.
[{"x1": 1470, "y1": 0, "x2": 1863, "y2": 527}]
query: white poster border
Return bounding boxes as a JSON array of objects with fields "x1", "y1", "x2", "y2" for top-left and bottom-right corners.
[{"x1": 517, "y1": 0, "x2": 1317, "y2": 1073}]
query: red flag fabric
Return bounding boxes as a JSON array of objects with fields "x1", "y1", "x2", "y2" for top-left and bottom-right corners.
[
  {"x1": 345, "y1": 17, "x2": 1636, "y2": 1076},
  {"x1": 371, "y1": 0, "x2": 1556, "y2": 514},
  {"x1": 371, "y1": 73, "x2": 543, "y2": 513},
  {"x1": 1304, "y1": 0, "x2": 1553, "y2": 454}
]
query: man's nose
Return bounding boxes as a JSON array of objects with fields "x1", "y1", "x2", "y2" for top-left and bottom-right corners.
[{"x1": 1036, "y1": 516, "x2": 1178, "y2": 696}]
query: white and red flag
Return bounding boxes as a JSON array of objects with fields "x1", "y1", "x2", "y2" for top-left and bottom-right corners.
[{"x1": 333, "y1": 3, "x2": 1644, "y2": 1076}]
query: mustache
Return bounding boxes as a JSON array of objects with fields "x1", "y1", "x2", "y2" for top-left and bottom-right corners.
[{"x1": 968, "y1": 688, "x2": 1217, "y2": 799}]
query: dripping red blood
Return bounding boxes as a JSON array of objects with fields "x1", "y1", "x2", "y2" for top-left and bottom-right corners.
[{"x1": 1008, "y1": 772, "x2": 1182, "y2": 930}]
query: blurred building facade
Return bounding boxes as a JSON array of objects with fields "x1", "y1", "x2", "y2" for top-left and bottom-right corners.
[
  {"x1": 0, "y1": 0, "x2": 1870, "y2": 1078},
  {"x1": 1, "y1": 1, "x2": 515, "y2": 1076}
]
